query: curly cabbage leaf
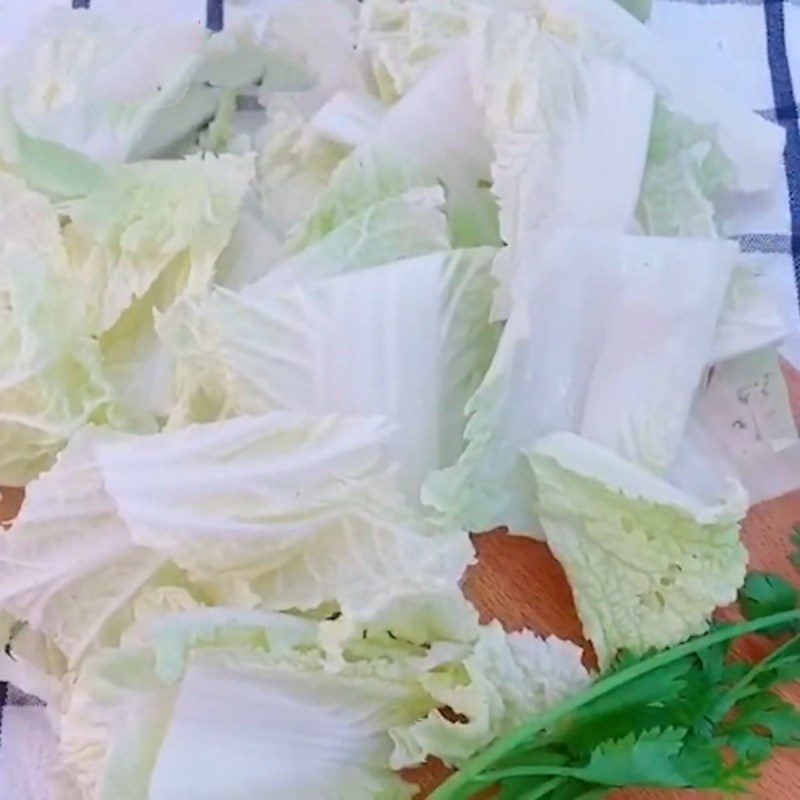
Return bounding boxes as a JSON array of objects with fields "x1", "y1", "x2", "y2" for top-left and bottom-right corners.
[{"x1": 528, "y1": 432, "x2": 748, "y2": 666}]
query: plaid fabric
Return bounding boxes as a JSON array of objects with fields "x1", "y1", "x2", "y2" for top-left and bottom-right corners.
[
  {"x1": 651, "y1": 0, "x2": 800, "y2": 361},
  {"x1": 0, "y1": 1, "x2": 799, "y2": 797}
]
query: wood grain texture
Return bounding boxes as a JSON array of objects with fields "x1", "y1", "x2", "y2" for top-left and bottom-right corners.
[{"x1": 413, "y1": 366, "x2": 800, "y2": 799}]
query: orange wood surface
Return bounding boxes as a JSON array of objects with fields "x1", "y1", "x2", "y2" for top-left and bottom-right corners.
[{"x1": 413, "y1": 366, "x2": 800, "y2": 799}]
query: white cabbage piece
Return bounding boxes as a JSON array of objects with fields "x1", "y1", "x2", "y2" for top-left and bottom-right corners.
[
  {"x1": 57, "y1": 607, "x2": 588, "y2": 800},
  {"x1": 268, "y1": 187, "x2": 450, "y2": 284},
  {"x1": 63, "y1": 154, "x2": 254, "y2": 333},
  {"x1": 309, "y1": 91, "x2": 387, "y2": 149},
  {"x1": 545, "y1": 0, "x2": 784, "y2": 192},
  {"x1": 212, "y1": 192, "x2": 286, "y2": 291},
  {"x1": 472, "y1": 0, "x2": 783, "y2": 317},
  {"x1": 693, "y1": 349, "x2": 800, "y2": 503},
  {"x1": 159, "y1": 249, "x2": 499, "y2": 496},
  {"x1": 0, "y1": 413, "x2": 477, "y2": 670},
  {"x1": 392, "y1": 620, "x2": 590, "y2": 766},
  {"x1": 711, "y1": 260, "x2": 792, "y2": 364},
  {"x1": 0, "y1": 427, "x2": 170, "y2": 669},
  {"x1": 0, "y1": 8, "x2": 266, "y2": 163},
  {"x1": 216, "y1": 184, "x2": 448, "y2": 292},
  {"x1": 358, "y1": 0, "x2": 472, "y2": 101},
  {"x1": 471, "y1": 4, "x2": 654, "y2": 318},
  {"x1": 578, "y1": 236, "x2": 736, "y2": 473},
  {"x1": 256, "y1": 0, "x2": 368, "y2": 119},
  {"x1": 528, "y1": 432, "x2": 748, "y2": 666},
  {"x1": 0, "y1": 173, "x2": 113, "y2": 485},
  {"x1": 637, "y1": 100, "x2": 736, "y2": 238},
  {"x1": 424, "y1": 230, "x2": 738, "y2": 534},
  {"x1": 255, "y1": 110, "x2": 353, "y2": 242},
  {"x1": 291, "y1": 48, "x2": 498, "y2": 250},
  {"x1": 148, "y1": 650, "x2": 426, "y2": 800},
  {"x1": 58, "y1": 153, "x2": 253, "y2": 424}
]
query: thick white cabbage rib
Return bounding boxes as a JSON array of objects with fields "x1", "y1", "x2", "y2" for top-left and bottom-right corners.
[
  {"x1": 256, "y1": 111, "x2": 352, "y2": 241},
  {"x1": 149, "y1": 650, "x2": 424, "y2": 800},
  {"x1": 578, "y1": 236, "x2": 735, "y2": 472},
  {"x1": 546, "y1": 0, "x2": 785, "y2": 193},
  {"x1": 471, "y1": 5, "x2": 653, "y2": 318},
  {"x1": 257, "y1": 0, "x2": 367, "y2": 119},
  {"x1": 711, "y1": 260, "x2": 791, "y2": 364},
  {"x1": 57, "y1": 607, "x2": 588, "y2": 800},
  {"x1": 359, "y1": 0, "x2": 472, "y2": 101},
  {"x1": 424, "y1": 230, "x2": 739, "y2": 534},
  {"x1": 159, "y1": 249, "x2": 499, "y2": 496}
]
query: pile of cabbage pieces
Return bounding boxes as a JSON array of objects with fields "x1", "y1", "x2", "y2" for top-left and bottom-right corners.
[{"x1": 0, "y1": 0, "x2": 797, "y2": 797}]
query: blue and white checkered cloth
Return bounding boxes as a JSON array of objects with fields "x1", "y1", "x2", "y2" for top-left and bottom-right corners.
[
  {"x1": 0, "y1": 1, "x2": 799, "y2": 798},
  {"x1": 651, "y1": 0, "x2": 800, "y2": 363}
]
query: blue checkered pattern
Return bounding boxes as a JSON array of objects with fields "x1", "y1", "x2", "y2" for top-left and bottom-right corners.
[
  {"x1": 651, "y1": 0, "x2": 800, "y2": 360},
  {"x1": 0, "y1": 1, "x2": 799, "y2": 796}
]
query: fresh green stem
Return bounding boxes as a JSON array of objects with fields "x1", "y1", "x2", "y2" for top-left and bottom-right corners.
[
  {"x1": 477, "y1": 766, "x2": 583, "y2": 782},
  {"x1": 518, "y1": 776, "x2": 570, "y2": 799},
  {"x1": 712, "y1": 634, "x2": 800, "y2": 724},
  {"x1": 430, "y1": 611, "x2": 800, "y2": 800}
]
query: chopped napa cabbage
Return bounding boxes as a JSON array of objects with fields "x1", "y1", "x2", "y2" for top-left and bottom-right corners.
[
  {"x1": 255, "y1": 111, "x2": 352, "y2": 242},
  {"x1": 637, "y1": 100, "x2": 737, "y2": 238},
  {"x1": 424, "y1": 230, "x2": 738, "y2": 534},
  {"x1": 391, "y1": 620, "x2": 591, "y2": 766},
  {"x1": 471, "y1": 4, "x2": 654, "y2": 318},
  {"x1": 0, "y1": 9, "x2": 264, "y2": 163},
  {"x1": 269, "y1": 187, "x2": 450, "y2": 283},
  {"x1": 309, "y1": 91, "x2": 387, "y2": 149},
  {"x1": 0, "y1": 413, "x2": 476, "y2": 670},
  {"x1": 147, "y1": 650, "x2": 426, "y2": 800},
  {"x1": 256, "y1": 0, "x2": 368, "y2": 119},
  {"x1": 158, "y1": 249, "x2": 499, "y2": 496},
  {"x1": 63, "y1": 154, "x2": 254, "y2": 333},
  {"x1": 711, "y1": 260, "x2": 792, "y2": 364},
  {"x1": 0, "y1": 173, "x2": 114, "y2": 485},
  {"x1": 694, "y1": 349, "x2": 800, "y2": 503},
  {"x1": 57, "y1": 606, "x2": 588, "y2": 799},
  {"x1": 528, "y1": 432, "x2": 748, "y2": 666},
  {"x1": 291, "y1": 49, "x2": 499, "y2": 250},
  {"x1": 57, "y1": 154, "x2": 253, "y2": 424},
  {"x1": 544, "y1": 0, "x2": 784, "y2": 193},
  {"x1": 358, "y1": 0, "x2": 472, "y2": 101},
  {"x1": 213, "y1": 193, "x2": 287, "y2": 291},
  {"x1": 469, "y1": 0, "x2": 783, "y2": 317}
]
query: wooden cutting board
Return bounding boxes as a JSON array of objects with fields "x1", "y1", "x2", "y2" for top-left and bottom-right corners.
[{"x1": 412, "y1": 367, "x2": 800, "y2": 799}]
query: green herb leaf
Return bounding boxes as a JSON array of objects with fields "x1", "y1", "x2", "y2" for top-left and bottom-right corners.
[
  {"x1": 574, "y1": 728, "x2": 689, "y2": 787},
  {"x1": 738, "y1": 572, "x2": 799, "y2": 640},
  {"x1": 739, "y1": 572, "x2": 798, "y2": 622},
  {"x1": 431, "y1": 610, "x2": 800, "y2": 800}
]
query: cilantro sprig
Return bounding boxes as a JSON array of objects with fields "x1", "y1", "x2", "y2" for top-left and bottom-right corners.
[{"x1": 431, "y1": 534, "x2": 800, "y2": 800}]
